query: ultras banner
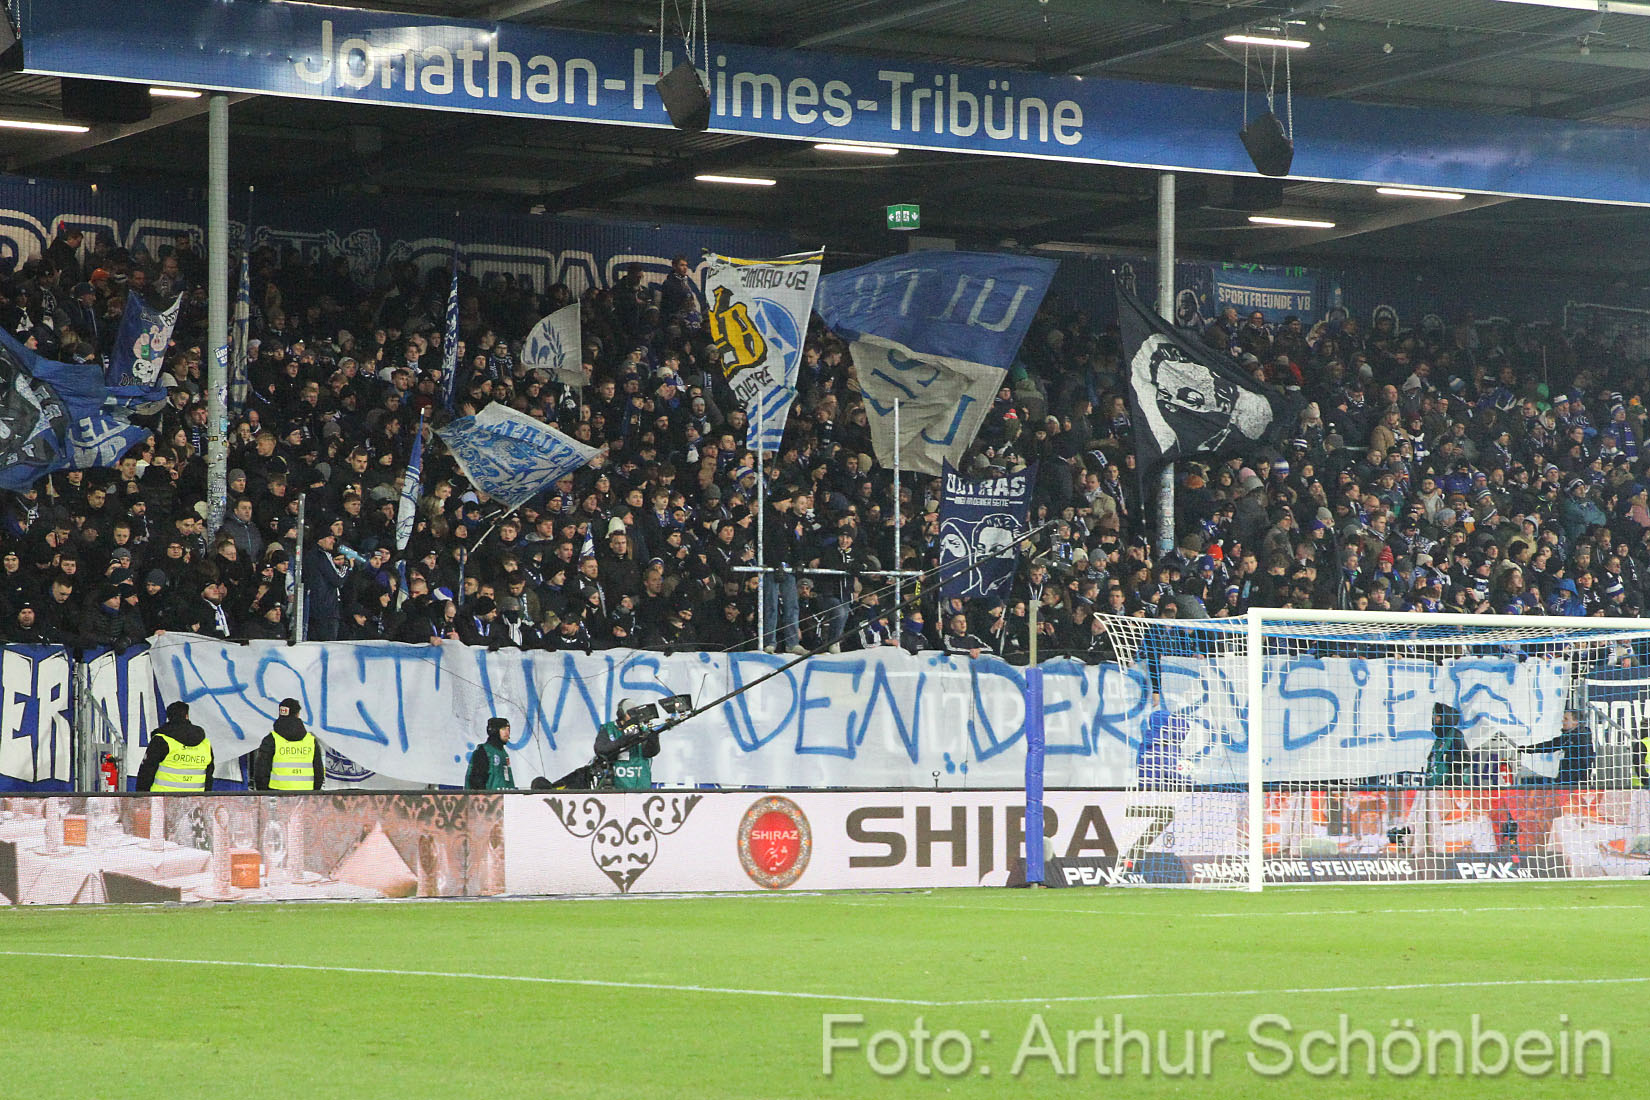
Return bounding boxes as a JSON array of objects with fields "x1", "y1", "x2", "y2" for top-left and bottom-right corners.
[{"x1": 937, "y1": 461, "x2": 1033, "y2": 601}]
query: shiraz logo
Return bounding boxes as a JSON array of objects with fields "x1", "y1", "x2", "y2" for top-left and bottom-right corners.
[{"x1": 737, "y1": 795, "x2": 811, "y2": 889}]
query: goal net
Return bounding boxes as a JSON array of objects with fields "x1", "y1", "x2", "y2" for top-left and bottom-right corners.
[{"x1": 1089, "y1": 609, "x2": 1650, "y2": 890}]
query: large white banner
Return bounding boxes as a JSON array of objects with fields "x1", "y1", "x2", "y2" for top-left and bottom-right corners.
[
  {"x1": 146, "y1": 636, "x2": 1126, "y2": 789},
  {"x1": 1161, "y1": 653, "x2": 1571, "y2": 783},
  {"x1": 143, "y1": 636, "x2": 1574, "y2": 790}
]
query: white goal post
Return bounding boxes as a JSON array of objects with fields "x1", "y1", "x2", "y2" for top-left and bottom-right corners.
[{"x1": 1086, "y1": 608, "x2": 1650, "y2": 891}]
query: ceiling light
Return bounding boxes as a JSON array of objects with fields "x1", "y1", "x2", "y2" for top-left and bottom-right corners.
[
  {"x1": 0, "y1": 118, "x2": 91, "y2": 133},
  {"x1": 1376, "y1": 186, "x2": 1465, "y2": 200},
  {"x1": 814, "y1": 142, "x2": 899, "y2": 156},
  {"x1": 149, "y1": 87, "x2": 203, "y2": 99},
  {"x1": 1249, "y1": 214, "x2": 1336, "y2": 229},
  {"x1": 1224, "y1": 33, "x2": 1311, "y2": 49},
  {"x1": 1493, "y1": 0, "x2": 1650, "y2": 13},
  {"x1": 694, "y1": 174, "x2": 776, "y2": 186}
]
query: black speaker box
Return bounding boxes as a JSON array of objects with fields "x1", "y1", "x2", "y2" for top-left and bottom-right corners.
[
  {"x1": 657, "y1": 63, "x2": 710, "y2": 132},
  {"x1": 0, "y1": 12, "x2": 21, "y2": 72},
  {"x1": 60, "y1": 78, "x2": 151, "y2": 125},
  {"x1": 1239, "y1": 112, "x2": 1293, "y2": 178}
]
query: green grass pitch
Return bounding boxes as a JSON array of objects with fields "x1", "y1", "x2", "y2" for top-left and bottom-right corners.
[{"x1": 1, "y1": 883, "x2": 1644, "y2": 1098}]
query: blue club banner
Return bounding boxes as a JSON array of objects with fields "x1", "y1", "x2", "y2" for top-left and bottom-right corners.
[
  {"x1": 0, "y1": 174, "x2": 795, "y2": 305},
  {"x1": 20, "y1": 0, "x2": 1650, "y2": 205},
  {"x1": 1211, "y1": 265, "x2": 1318, "y2": 324},
  {"x1": 937, "y1": 461, "x2": 1032, "y2": 601}
]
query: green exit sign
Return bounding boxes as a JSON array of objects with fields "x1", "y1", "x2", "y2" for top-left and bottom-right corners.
[{"x1": 887, "y1": 204, "x2": 920, "y2": 230}]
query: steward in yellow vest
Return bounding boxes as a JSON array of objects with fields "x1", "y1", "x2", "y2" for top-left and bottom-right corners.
[
  {"x1": 253, "y1": 698, "x2": 323, "y2": 791},
  {"x1": 137, "y1": 702, "x2": 214, "y2": 792}
]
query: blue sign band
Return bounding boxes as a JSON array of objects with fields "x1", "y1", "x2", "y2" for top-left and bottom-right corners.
[{"x1": 18, "y1": 0, "x2": 1650, "y2": 206}]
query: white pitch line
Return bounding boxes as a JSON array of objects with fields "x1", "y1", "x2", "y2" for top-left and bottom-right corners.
[
  {"x1": 0, "y1": 950, "x2": 943, "y2": 1007},
  {"x1": 1, "y1": 949, "x2": 1643, "y2": 1011},
  {"x1": 825, "y1": 901, "x2": 1650, "y2": 919},
  {"x1": 948, "y1": 975, "x2": 1650, "y2": 1007}
]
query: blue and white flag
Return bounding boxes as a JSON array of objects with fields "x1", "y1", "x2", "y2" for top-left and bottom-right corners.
[
  {"x1": 703, "y1": 249, "x2": 823, "y2": 452},
  {"x1": 437, "y1": 402, "x2": 598, "y2": 510},
  {"x1": 0, "y1": 340, "x2": 70, "y2": 491},
  {"x1": 229, "y1": 249, "x2": 251, "y2": 409},
  {"x1": 936, "y1": 461, "x2": 1033, "y2": 600},
  {"x1": 440, "y1": 249, "x2": 460, "y2": 412},
  {"x1": 0, "y1": 327, "x2": 147, "y2": 485},
  {"x1": 105, "y1": 290, "x2": 181, "y2": 395},
  {"x1": 396, "y1": 413, "x2": 425, "y2": 553},
  {"x1": 817, "y1": 252, "x2": 1056, "y2": 475},
  {"x1": 522, "y1": 301, "x2": 584, "y2": 387}
]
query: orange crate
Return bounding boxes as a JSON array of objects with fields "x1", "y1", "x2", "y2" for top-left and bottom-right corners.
[{"x1": 63, "y1": 815, "x2": 87, "y2": 847}]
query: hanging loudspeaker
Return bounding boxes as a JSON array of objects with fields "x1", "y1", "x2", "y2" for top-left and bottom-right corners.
[
  {"x1": 1239, "y1": 112, "x2": 1293, "y2": 178},
  {"x1": 657, "y1": 63, "x2": 710, "y2": 132}
]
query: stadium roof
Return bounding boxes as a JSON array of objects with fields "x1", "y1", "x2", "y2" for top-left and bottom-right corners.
[{"x1": 5, "y1": 0, "x2": 1650, "y2": 274}]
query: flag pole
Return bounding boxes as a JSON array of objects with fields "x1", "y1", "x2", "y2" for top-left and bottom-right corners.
[
  {"x1": 205, "y1": 94, "x2": 231, "y2": 537},
  {"x1": 1155, "y1": 172, "x2": 1177, "y2": 557},
  {"x1": 893, "y1": 397, "x2": 902, "y2": 611},
  {"x1": 291, "y1": 494, "x2": 306, "y2": 644},
  {"x1": 755, "y1": 400, "x2": 767, "y2": 651},
  {"x1": 229, "y1": 184, "x2": 254, "y2": 414}
]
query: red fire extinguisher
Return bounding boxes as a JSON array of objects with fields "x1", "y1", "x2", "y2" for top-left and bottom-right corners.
[{"x1": 100, "y1": 753, "x2": 120, "y2": 792}]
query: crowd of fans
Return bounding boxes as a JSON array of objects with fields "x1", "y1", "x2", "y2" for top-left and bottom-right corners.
[{"x1": 1, "y1": 222, "x2": 1647, "y2": 664}]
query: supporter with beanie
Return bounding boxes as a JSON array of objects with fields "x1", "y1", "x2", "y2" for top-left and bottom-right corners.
[{"x1": 466, "y1": 717, "x2": 516, "y2": 790}]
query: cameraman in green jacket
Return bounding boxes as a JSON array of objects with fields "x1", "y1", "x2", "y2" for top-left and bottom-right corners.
[{"x1": 593, "y1": 698, "x2": 662, "y2": 790}]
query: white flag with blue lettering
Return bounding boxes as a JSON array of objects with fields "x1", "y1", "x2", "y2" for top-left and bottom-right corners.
[
  {"x1": 704, "y1": 249, "x2": 823, "y2": 452},
  {"x1": 817, "y1": 252, "x2": 1056, "y2": 475},
  {"x1": 522, "y1": 302, "x2": 584, "y2": 387},
  {"x1": 437, "y1": 403, "x2": 598, "y2": 510},
  {"x1": 395, "y1": 414, "x2": 425, "y2": 553}
]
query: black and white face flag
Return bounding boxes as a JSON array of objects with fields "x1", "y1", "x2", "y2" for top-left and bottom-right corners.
[{"x1": 1117, "y1": 288, "x2": 1300, "y2": 474}]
